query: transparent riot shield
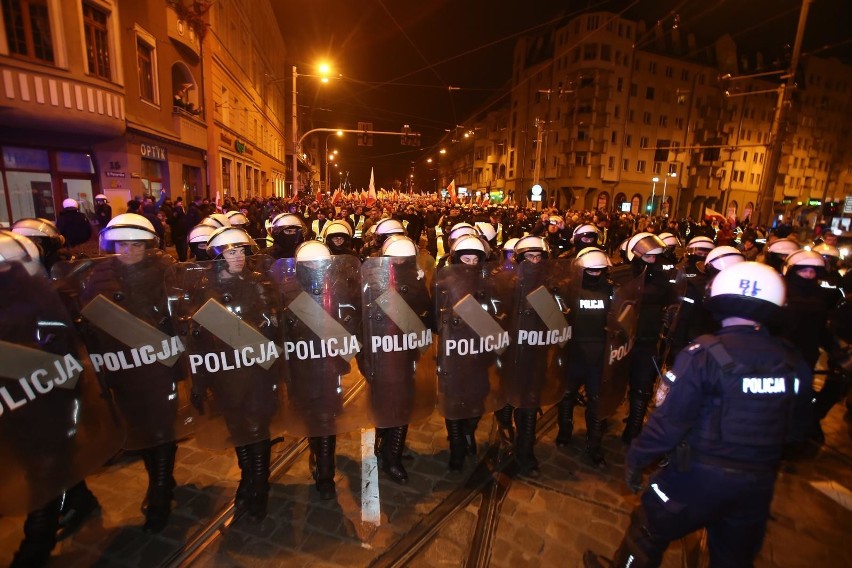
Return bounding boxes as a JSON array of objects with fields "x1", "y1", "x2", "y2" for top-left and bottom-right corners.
[
  {"x1": 51, "y1": 250, "x2": 194, "y2": 451},
  {"x1": 274, "y1": 254, "x2": 372, "y2": 437},
  {"x1": 360, "y1": 256, "x2": 436, "y2": 427},
  {"x1": 0, "y1": 263, "x2": 124, "y2": 515},
  {"x1": 599, "y1": 267, "x2": 645, "y2": 418},
  {"x1": 166, "y1": 254, "x2": 285, "y2": 450},
  {"x1": 435, "y1": 261, "x2": 508, "y2": 420},
  {"x1": 502, "y1": 259, "x2": 574, "y2": 409}
]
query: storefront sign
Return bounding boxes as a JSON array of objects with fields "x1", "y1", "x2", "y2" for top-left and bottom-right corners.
[
  {"x1": 220, "y1": 133, "x2": 233, "y2": 146},
  {"x1": 105, "y1": 171, "x2": 126, "y2": 178},
  {"x1": 808, "y1": 199, "x2": 821, "y2": 207},
  {"x1": 140, "y1": 144, "x2": 167, "y2": 161},
  {"x1": 235, "y1": 140, "x2": 247, "y2": 153},
  {"x1": 844, "y1": 196, "x2": 852, "y2": 214}
]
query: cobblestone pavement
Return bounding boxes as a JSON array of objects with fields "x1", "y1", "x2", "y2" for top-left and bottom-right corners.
[{"x1": 1, "y1": 401, "x2": 850, "y2": 567}]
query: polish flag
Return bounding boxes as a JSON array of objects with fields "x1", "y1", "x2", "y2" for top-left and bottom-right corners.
[
  {"x1": 366, "y1": 168, "x2": 377, "y2": 207},
  {"x1": 447, "y1": 179, "x2": 457, "y2": 203}
]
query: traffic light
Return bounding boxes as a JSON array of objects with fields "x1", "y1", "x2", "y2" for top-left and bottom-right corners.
[
  {"x1": 357, "y1": 121, "x2": 373, "y2": 147},
  {"x1": 823, "y1": 201, "x2": 838, "y2": 217},
  {"x1": 401, "y1": 124, "x2": 410, "y2": 145}
]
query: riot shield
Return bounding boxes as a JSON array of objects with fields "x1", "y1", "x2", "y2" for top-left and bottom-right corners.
[
  {"x1": 360, "y1": 256, "x2": 436, "y2": 427},
  {"x1": 0, "y1": 263, "x2": 124, "y2": 515},
  {"x1": 166, "y1": 254, "x2": 286, "y2": 450},
  {"x1": 501, "y1": 259, "x2": 574, "y2": 409},
  {"x1": 435, "y1": 261, "x2": 508, "y2": 420},
  {"x1": 274, "y1": 254, "x2": 372, "y2": 437},
  {"x1": 51, "y1": 250, "x2": 194, "y2": 451},
  {"x1": 599, "y1": 267, "x2": 645, "y2": 418}
]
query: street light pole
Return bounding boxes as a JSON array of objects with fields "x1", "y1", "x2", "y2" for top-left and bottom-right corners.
[
  {"x1": 662, "y1": 172, "x2": 677, "y2": 217},
  {"x1": 651, "y1": 176, "x2": 659, "y2": 214},
  {"x1": 291, "y1": 65, "x2": 299, "y2": 198},
  {"x1": 324, "y1": 131, "x2": 342, "y2": 194}
]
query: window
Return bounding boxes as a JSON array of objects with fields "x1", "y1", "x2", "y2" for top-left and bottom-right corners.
[
  {"x1": 610, "y1": 130, "x2": 617, "y2": 143},
  {"x1": 630, "y1": 83, "x2": 638, "y2": 96},
  {"x1": 642, "y1": 112, "x2": 652, "y2": 125},
  {"x1": 636, "y1": 160, "x2": 646, "y2": 173},
  {"x1": 665, "y1": 66, "x2": 673, "y2": 78},
  {"x1": 645, "y1": 87, "x2": 655, "y2": 100},
  {"x1": 681, "y1": 69, "x2": 689, "y2": 81},
  {"x1": 659, "y1": 115, "x2": 668, "y2": 127},
  {"x1": 625, "y1": 134, "x2": 632, "y2": 147},
  {"x1": 675, "y1": 117, "x2": 684, "y2": 130},
  {"x1": 587, "y1": 15, "x2": 599, "y2": 30},
  {"x1": 577, "y1": 128, "x2": 589, "y2": 141},
  {"x1": 83, "y1": 3, "x2": 111, "y2": 80},
  {"x1": 608, "y1": 156, "x2": 615, "y2": 170},
  {"x1": 575, "y1": 153, "x2": 588, "y2": 166},
  {"x1": 652, "y1": 162, "x2": 662, "y2": 174},
  {"x1": 639, "y1": 136, "x2": 649, "y2": 149},
  {"x1": 623, "y1": 159, "x2": 629, "y2": 171},
  {"x1": 3, "y1": 0, "x2": 55, "y2": 63},
  {"x1": 649, "y1": 61, "x2": 656, "y2": 74},
  {"x1": 613, "y1": 105, "x2": 620, "y2": 119},
  {"x1": 617, "y1": 77, "x2": 623, "y2": 92},
  {"x1": 583, "y1": 44, "x2": 597, "y2": 60},
  {"x1": 136, "y1": 29, "x2": 158, "y2": 103},
  {"x1": 742, "y1": 151, "x2": 749, "y2": 162}
]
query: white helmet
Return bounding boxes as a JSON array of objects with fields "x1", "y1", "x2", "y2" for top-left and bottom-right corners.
[
  {"x1": 705, "y1": 246, "x2": 744, "y2": 273},
  {"x1": 206, "y1": 226, "x2": 257, "y2": 259},
  {"x1": 572, "y1": 223, "x2": 600, "y2": 243},
  {"x1": 382, "y1": 234, "x2": 418, "y2": 257},
  {"x1": 99, "y1": 213, "x2": 158, "y2": 253},
  {"x1": 765, "y1": 238, "x2": 800, "y2": 258},
  {"x1": 95, "y1": 193, "x2": 107, "y2": 201},
  {"x1": 576, "y1": 247, "x2": 612, "y2": 269},
  {"x1": 322, "y1": 220, "x2": 353, "y2": 239},
  {"x1": 626, "y1": 232, "x2": 665, "y2": 261},
  {"x1": 62, "y1": 198, "x2": 79, "y2": 209},
  {"x1": 783, "y1": 249, "x2": 827, "y2": 276},
  {"x1": 270, "y1": 212, "x2": 307, "y2": 235},
  {"x1": 514, "y1": 235, "x2": 550, "y2": 262},
  {"x1": 448, "y1": 224, "x2": 478, "y2": 247},
  {"x1": 706, "y1": 261, "x2": 785, "y2": 324},
  {"x1": 450, "y1": 234, "x2": 487, "y2": 264},
  {"x1": 12, "y1": 217, "x2": 63, "y2": 240},
  {"x1": 475, "y1": 222, "x2": 497, "y2": 243},
  {"x1": 0, "y1": 229, "x2": 44, "y2": 277},
  {"x1": 225, "y1": 210, "x2": 249, "y2": 227},
  {"x1": 658, "y1": 232, "x2": 681, "y2": 248},
  {"x1": 201, "y1": 213, "x2": 231, "y2": 228},
  {"x1": 503, "y1": 237, "x2": 519, "y2": 252},
  {"x1": 374, "y1": 218, "x2": 406, "y2": 241},
  {"x1": 295, "y1": 240, "x2": 331, "y2": 261},
  {"x1": 450, "y1": 222, "x2": 475, "y2": 233},
  {"x1": 188, "y1": 223, "x2": 217, "y2": 244},
  {"x1": 811, "y1": 243, "x2": 840, "y2": 260},
  {"x1": 685, "y1": 236, "x2": 715, "y2": 257}
]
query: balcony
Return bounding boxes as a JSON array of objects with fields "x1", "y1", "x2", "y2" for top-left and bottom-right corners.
[
  {"x1": 166, "y1": 4, "x2": 202, "y2": 58},
  {"x1": 172, "y1": 108, "x2": 207, "y2": 149},
  {"x1": 0, "y1": 62, "x2": 125, "y2": 138}
]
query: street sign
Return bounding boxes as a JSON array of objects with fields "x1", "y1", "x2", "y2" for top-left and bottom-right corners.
[{"x1": 357, "y1": 122, "x2": 373, "y2": 147}]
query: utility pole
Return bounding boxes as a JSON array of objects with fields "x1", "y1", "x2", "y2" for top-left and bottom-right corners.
[{"x1": 755, "y1": 0, "x2": 813, "y2": 225}]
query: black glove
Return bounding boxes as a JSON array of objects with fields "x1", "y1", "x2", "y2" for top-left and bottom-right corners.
[
  {"x1": 190, "y1": 388, "x2": 207, "y2": 415},
  {"x1": 624, "y1": 467, "x2": 644, "y2": 494}
]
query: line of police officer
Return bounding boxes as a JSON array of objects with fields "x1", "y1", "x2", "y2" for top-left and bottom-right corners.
[{"x1": 2, "y1": 209, "x2": 848, "y2": 567}]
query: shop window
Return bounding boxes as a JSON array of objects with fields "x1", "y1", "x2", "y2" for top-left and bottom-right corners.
[
  {"x1": 56, "y1": 151, "x2": 94, "y2": 174},
  {"x1": 222, "y1": 158, "x2": 232, "y2": 195},
  {"x1": 83, "y1": 2, "x2": 111, "y2": 80},
  {"x1": 3, "y1": 0, "x2": 55, "y2": 63}
]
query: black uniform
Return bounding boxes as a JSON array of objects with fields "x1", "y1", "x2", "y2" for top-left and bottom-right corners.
[{"x1": 601, "y1": 326, "x2": 812, "y2": 568}]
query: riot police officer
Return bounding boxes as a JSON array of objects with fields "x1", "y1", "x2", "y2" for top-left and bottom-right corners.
[
  {"x1": 622, "y1": 232, "x2": 677, "y2": 444},
  {"x1": 584, "y1": 261, "x2": 812, "y2": 568},
  {"x1": 322, "y1": 220, "x2": 358, "y2": 257},
  {"x1": 187, "y1": 222, "x2": 217, "y2": 261},
  {"x1": 94, "y1": 193, "x2": 112, "y2": 228},
  {"x1": 266, "y1": 213, "x2": 307, "y2": 259},
  {"x1": 665, "y1": 236, "x2": 715, "y2": 359},
  {"x1": 11, "y1": 218, "x2": 70, "y2": 271},
  {"x1": 761, "y1": 238, "x2": 800, "y2": 273},
  {"x1": 569, "y1": 223, "x2": 603, "y2": 257},
  {"x1": 656, "y1": 232, "x2": 681, "y2": 271},
  {"x1": 557, "y1": 247, "x2": 613, "y2": 468}
]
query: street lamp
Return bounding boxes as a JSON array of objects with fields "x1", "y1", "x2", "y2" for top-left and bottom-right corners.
[
  {"x1": 325, "y1": 130, "x2": 342, "y2": 192},
  {"x1": 661, "y1": 172, "x2": 677, "y2": 217},
  {"x1": 291, "y1": 63, "x2": 334, "y2": 197},
  {"x1": 650, "y1": 176, "x2": 659, "y2": 213}
]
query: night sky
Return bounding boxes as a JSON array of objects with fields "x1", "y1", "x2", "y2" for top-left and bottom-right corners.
[{"x1": 272, "y1": 0, "x2": 852, "y2": 190}]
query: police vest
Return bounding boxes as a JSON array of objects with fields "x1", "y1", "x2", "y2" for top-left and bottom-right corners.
[
  {"x1": 572, "y1": 285, "x2": 611, "y2": 342},
  {"x1": 690, "y1": 335, "x2": 797, "y2": 449},
  {"x1": 353, "y1": 216, "x2": 365, "y2": 239}
]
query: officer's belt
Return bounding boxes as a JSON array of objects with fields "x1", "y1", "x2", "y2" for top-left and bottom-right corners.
[{"x1": 692, "y1": 453, "x2": 776, "y2": 473}]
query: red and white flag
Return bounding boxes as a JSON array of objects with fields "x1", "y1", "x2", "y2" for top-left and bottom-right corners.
[
  {"x1": 366, "y1": 168, "x2": 377, "y2": 207},
  {"x1": 447, "y1": 179, "x2": 457, "y2": 203}
]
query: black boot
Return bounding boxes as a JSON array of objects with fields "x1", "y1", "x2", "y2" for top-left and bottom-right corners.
[
  {"x1": 246, "y1": 439, "x2": 271, "y2": 521},
  {"x1": 514, "y1": 407, "x2": 539, "y2": 477},
  {"x1": 58, "y1": 481, "x2": 100, "y2": 539},
  {"x1": 621, "y1": 391, "x2": 650, "y2": 445},
  {"x1": 585, "y1": 395, "x2": 607, "y2": 469},
  {"x1": 11, "y1": 498, "x2": 61, "y2": 568},
  {"x1": 445, "y1": 419, "x2": 468, "y2": 471},
  {"x1": 464, "y1": 416, "x2": 480, "y2": 455},
  {"x1": 374, "y1": 427, "x2": 387, "y2": 457},
  {"x1": 311, "y1": 435, "x2": 337, "y2": 500},
  {"x1": 234, "y1": 445, "x2": 251, "y2": 511},
  {"x1": 556, "y1": 391, "x2": 576, "y2": 447},
  {"x1": 495, "y1": 404, "x2": 515, "y2": 444},
  {"x1": 142, "y1": 442, "x2": 177, "y2": 533},
  {"x1": 382, "y1": 425, "x2": 409, "y2": 484}
]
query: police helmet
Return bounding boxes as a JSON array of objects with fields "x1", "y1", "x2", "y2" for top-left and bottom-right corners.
[
  {"x1": 475, "y1": 222, "x2": 497, "y2": 243},
  {"x1": 572, "y1": 223, "x2": 601, "y2": 245},
  {"x1": 811, "y1": 243, "x2": 840, "y2": 261},
  {"x1": 705, "y1": 246, "x2": 744, "y2": 274},
  {"x1": 450, "y1": 234, "x2": 487, "y2": 264},
  {"x1": 514, "y1": 235, "x2": 550, "y2": 262},
  {"x1": 0, "y1": 229, "x2": 44, "y2": 277},
  {"x1": 782, "y1": 249, "x2": 827, "y2": 276},
  {"x1": 685, "y1": 236, "x2": 715, "y2": 257},
  {"x1": 206, "y1": 226, "x2": 258, "y2": 260},
  {"x1": 658, "y1": 232, "x2": 681, "y2": 249},
  {"x1": 450, "y1": 222, "x2": 475, "y2": 234},
  {"x1": 294, "y1": 240, "x2": 331, "y2": 261},
  {"x1": 188, "y1": 223, "x2": 217, "y2": 244},
  {"x1": 706, "y1": 261, "x2": 785, "y2": 324},
  {"x1": 99, "y1": 213, "x2": 159, "y2": 253},
  {"x1": 374, "y1": 218, "x2": 405, "y2": 246},
  {"x1": 382, "y1": 234, "x2": 418, "y2": 257},
  {"x1": 12, "y1": 217, "x2": 65, "y2": 248},
  {"x1": 225, "y1": 210, "x2": 249, "y2": 227},
  {"x1": 576, "y1": 247, "x2": 612, "y2": 269},
  {"x1": 205, "y1": 213, "x2": 232, "y2": 228},
  {"x1": 448, "y1": 224, "x2": 478, "y2": 247},
  {"x1": 765, "y1": 238, "x2": 800, "y2": 259},
  {"x1": 626, "y1": 232, "x2": 665, "y2": 262},
  {"x1": 548, "y1": 215, "x2": 565, "y2": 227},
  {"x1": 321, "y1": 220, "x2": 353, "y2": 240},
  {"x1": 95, "y1": 193, "x2": 107, "y2": 201},
  {"x1": 62, "y1": 198, "x2": 79, "y2": 209},
  {"x1": 503, "y1": 237, "x2": 519, "y2": 252},
  {"x1": 270, "y1": 212, "x2": 306, "y2": 232}
]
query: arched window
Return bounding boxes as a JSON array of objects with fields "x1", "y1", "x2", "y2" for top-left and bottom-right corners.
[
  {"x1": 596, "y1": 191, "x2": 610, "y2": 211},
  {"x1": 631, "y1": 194, "x2": 642, "y2": 214},
  {"x1": 614, "y1": 192, "x2": 627, "y2": 212},
  {"x1": 726, "y1": 200, "x2": 738, "y2": 221},
  {"x1": 743, "y1": 202, "x2": 754, "y2": 222},
  {"x1": 172, "y1": 62, "x2": 200, "y2": 115}
]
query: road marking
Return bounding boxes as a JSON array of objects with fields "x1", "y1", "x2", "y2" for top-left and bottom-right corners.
[
  {"x1": 361, "y1": 428, "x2": 381, "y2": 525},
  {"x1": 810, "y1": 480, "x2": 852, "y2": 511}
]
